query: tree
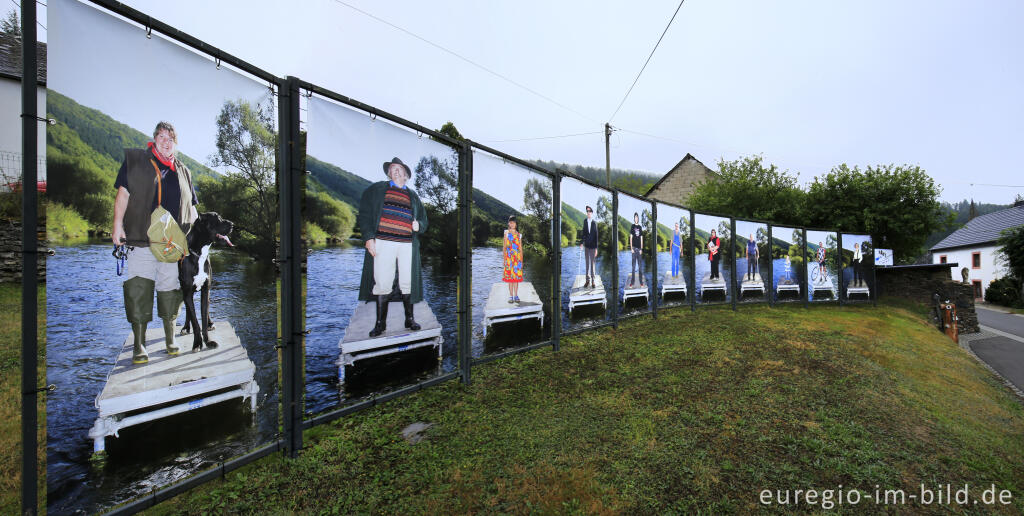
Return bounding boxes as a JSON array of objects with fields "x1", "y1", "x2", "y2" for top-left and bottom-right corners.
[
  {"x1": 1, "y1": 9, "x2": 20, "y2": 39},
  {"x1": 804, "y1": 164, "x2": 952, "y2": 264},
  {"x1": 596, "y1": 194, "x2": 614, "y2": 251},
  {"x1": 688, "y1": 155, "x2": 806, "y2": 225},
  {"x1": 210, "y1": 98, "x2": 278, "y2": 259},
  {"x1": 996, "y1": 225, "x2": 1024, "y2": 303},
  {"x1": 414, "y1": 155, "x2": 457, "y2": 215},
  {"x1": 522, "y1": 177, "x2": 552, "y2": 223}
]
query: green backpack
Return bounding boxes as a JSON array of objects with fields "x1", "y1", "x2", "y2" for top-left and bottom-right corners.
[{"x1": 146, "y1": 160, "x2": 189, "y2": 262}]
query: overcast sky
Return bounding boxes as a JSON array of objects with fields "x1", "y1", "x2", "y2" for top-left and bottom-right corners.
[{"x1": 37, "y1": 0, "x2": 1024, "y2": 204}]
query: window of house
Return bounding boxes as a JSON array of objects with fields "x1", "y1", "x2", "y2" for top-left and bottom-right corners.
[
  {"x1": 972, "y1": 252, "x2": 981, "y2": 269},
  {"x1": 939, "y1": 255, "x2": 947, "y2": 264},
  {"x1": 972, "y1": 280, "x2": 982, "y2": 299}
]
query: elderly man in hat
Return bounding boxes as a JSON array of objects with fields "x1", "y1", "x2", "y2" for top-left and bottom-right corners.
[{"x1": 357, "y1": 157, "x2": 429, "y2": 337}]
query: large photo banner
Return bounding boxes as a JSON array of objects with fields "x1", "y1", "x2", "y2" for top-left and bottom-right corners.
[
  {"x1": 471, "y1": 151, "x2": 552, "y2": 355},
  {"x1": 770, "y1": 226, "x2": 804, "y2": 303},
  {"x1": 560, "y1": 176, "x2": 614, "y2": 330},
  {"x1": 47, "y1": 1, "x2": 279, "y2": 512},
  {"x1": 694, "y1": 213, "x2": 732, "y2": 304},
  {"x1": 655, "y1": 203, "x2": 691, "y2": 308},
  {"x1": 734, "y1": 220, "x2": 769, "y2": 304},
  {"x1": 807, "y1": 230, "x2": 839, "y2": 302},
  {"x1": 617, "y1": 193, "x2": 653, "y2": 316},
  {"x1": 303, "y1": 95, "x2": 459, "y2": 415},
  {"x1": 841, "y1": 233, "x2": 873, "y2": 302}
]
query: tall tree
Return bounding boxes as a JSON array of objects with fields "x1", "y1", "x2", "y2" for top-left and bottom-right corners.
[
  {"x1": 1, "y1": 8, "x2": 20, "y2": 38},
  {"x1": 997, "y1": 225, "x2": 1024, "y2": 302},
  {"x1": 414, "y1": 155, "x2": 457, "y2": 215},
  {"x1": 210, "y1": 98, "x2": 278, "y2": 259},
  {"x1": 688, "y1": 155, "x2": 806, "y2": 225}
]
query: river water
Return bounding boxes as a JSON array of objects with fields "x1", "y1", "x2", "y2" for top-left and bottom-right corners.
[
  {"x1": 46, "y1": 242, "x2": 279, "y2": 515},
  {"x1": 655, "y1": 250, "x2": 693, "y2": 309},
  {"x1": 771, "y1": 257, "x2": 804, "y2": 303}
]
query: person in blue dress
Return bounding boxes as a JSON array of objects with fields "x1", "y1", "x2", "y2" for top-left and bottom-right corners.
[{"x1": 671, "y1": 223, "x2": 682, "y2": 277}]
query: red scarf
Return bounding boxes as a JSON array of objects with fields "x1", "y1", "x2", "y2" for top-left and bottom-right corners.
[{"x1": 147, "y1": 141, "x2": 176, "y2": 171}]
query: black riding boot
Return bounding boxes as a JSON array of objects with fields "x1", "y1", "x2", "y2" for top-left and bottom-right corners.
[
  {"x1": 403, "y1": 294, "x2": 421, "y2": 331},
  {"x1": 369, "y1": 295, "x2": 389, "y2": 337}
]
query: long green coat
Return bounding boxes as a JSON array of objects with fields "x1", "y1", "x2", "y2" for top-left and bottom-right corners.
[{"x1": 357, "y1": 181, "x2": 429, "y2": 303}]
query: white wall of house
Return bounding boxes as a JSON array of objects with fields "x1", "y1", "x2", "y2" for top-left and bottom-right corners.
[
  {"x1": 0, "y1": 77, "x2": 47, "y2": 178},
  {"x1": 933, "y1": 244, "x2": 1006, "y2": 298}
]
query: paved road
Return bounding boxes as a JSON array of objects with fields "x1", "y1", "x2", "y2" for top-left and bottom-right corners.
[
  {"x1": 976, "y1": 306, "x2": 1024, "y2": 337},
  {"x1": 971, "y1": 306, "x2": 1024, "y2": 394}
]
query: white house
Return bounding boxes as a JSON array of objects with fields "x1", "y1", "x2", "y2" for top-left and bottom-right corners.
[
  {"x1": 931, "y1": 202, "x2": 1024, "y2": 299},
  {"x1": 0, "y1": 32, "x2": 47, "y2": 183}
]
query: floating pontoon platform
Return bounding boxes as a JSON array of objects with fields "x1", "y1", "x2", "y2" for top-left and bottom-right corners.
[
  {"x1": 483, "y1": 282, "x2": 544, "y2": 336},
  {"x1": 699, "y1": 273, "x2": 727, "y2": 300},
  {"x1": 660, "y1": 272, "x2": 687, "y2": 299},
  {"x1": 740, "y1": 272, "x2": 765, "y2": 295},
  {"x1": 776, "y1": 277, "x2": 800, "y2": 295},
  {"x1": 622, "y1": 274, "x2": 649, "y2": 303},
  {"x1": 89, "y1": 321, "x2": 258, "y2": 454},
  {"x1": 811, "y1": 277, "x2": 836, "y2": 298},
  {"x1": 338, "y1": 300, "x2": 442, "y2": 370},
  {"x1": 568, "y1": 274, "x2": 606, "y2": 313},
  {"x1": 846, "y1": 280, "x2": 870, "y2": 298}
]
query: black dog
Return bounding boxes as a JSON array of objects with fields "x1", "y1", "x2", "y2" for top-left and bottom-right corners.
[{"x1": 178, "y1": 211, "x2": 234, "y2": 351}]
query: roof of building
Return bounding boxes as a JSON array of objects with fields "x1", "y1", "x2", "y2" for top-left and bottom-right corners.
[
  {"x1": 930, "y1": 205, "x2": 1024, "y2": 251},
  {"x1": 0, "y1": 32, "x2": 46, "y2": 84},
  {"x1": 643, "y1": 153, "x2": 716, "y2": 198}
]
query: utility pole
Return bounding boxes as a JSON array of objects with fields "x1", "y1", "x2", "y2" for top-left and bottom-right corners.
[{"x1": 604, "y1": 123, "x2": 612, "y2": 187}]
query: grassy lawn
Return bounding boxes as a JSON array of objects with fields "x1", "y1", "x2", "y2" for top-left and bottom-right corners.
[
  {"x1": 0, "y1": 283, "x2": 46, "y2": 515},
  {"x1": 129, "y1": 300, "x2": 1024, "y2": 514}
]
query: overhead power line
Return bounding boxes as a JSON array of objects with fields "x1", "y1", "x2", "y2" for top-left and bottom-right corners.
[
  {"x1": 484, "y1": 130, "x2": 603, "y2": 143},
  {"x1": 328, "y1": 0, "x2": 600, "y2": 125},
  {"x1": 608, "y1": 0, "x2": 685, "y2": 122}
]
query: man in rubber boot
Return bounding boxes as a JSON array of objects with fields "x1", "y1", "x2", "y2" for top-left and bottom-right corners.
[
  {"x1": 357, "y1": 157, "x2": 429, "y2": 338},
  {"x1": 111, "y1": 121, "x2": 198, "y2": 364}
]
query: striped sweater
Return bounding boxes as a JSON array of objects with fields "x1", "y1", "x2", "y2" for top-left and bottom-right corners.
[{"x1": 375, "y1": 186, "x2": 414, "y2": 242}]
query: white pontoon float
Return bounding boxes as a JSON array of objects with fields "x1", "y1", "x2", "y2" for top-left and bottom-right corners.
[
  {"x1": 622, "y1": 274, "x2": 649, "y2": 303},
  {"x1": 739, "y1": 272, "x2": 766, "y2": 296},
  {"x1": 568, "y1": 274, "x2": 606, "y2": 313},
  {"x1": 660, "y1": 272, "x2": 687, "y2": 299},
  {"x1": 699, "y1": 273, "x2": 727, "y2": 301},
  {"x1": 338, "y1": 300, "x2": 442, "y2": 372},
  {"x1": 846, "y1": 280, "x2": 870, "y2": 298},
  {"x1": 482, "y1": 282, "x2": 544, "y2": 336},
  {"x1": 89, "y1": 321, "x2": 258, "y2": 454},
  {"x1": 776, "y1": 277, "x2": 800, "y2": 296}
]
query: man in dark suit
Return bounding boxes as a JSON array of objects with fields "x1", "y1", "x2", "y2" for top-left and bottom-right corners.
[{"x1": 580, "y1": 205, "x2": 599, "y2": 288}]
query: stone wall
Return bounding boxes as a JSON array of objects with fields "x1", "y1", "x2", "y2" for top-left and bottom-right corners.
[
  {"x1": 876, "y1": 264, "x2": 979, "y2": 334},
  {"x1": 646, "y1": 155, "x2": 717, "y2": 206},
  {"x1": 0, "y1": 218, "x2": 46, "y2": 283}
]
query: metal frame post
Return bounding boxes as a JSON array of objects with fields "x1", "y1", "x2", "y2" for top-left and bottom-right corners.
[
  {"x1": 21, "y1": 1, "x2": 39, "y2": 513},
  {"x1": 651, "y1": 202, "x2": 657, "y2": 319},
  {"x1": 837, "y1": 233, "x2": 844, "y2": 307},
  {"x1": 689, "y1": 210, "x2": 696, "y2": 312},
  {"x1": 802, "y1": 228, "x2": 809, "y2": 308},
  {"x1": 871, "y1": 242, "x2": 877, "y2": 307},
  {"x1": 611, "y1": 192, "x2": 619, "y2": 328},
  {"x1": 767, "y1": 225, "x2": 774, "y2": 307},
  {"x1": 552, "y1": 169, "x2": 561, "y2": 350},
  {"x1": 730, "y1": 218, "x2": 737, "y2": 311},
  {"x1": 279, "y1": 76, "x2": 303, "y2": 456},
  {"x1": 458, "y1": 142, "x2": 473, "y2": 383}
]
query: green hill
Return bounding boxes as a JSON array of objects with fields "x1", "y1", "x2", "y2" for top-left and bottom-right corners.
[
  {"x1": 532, "y1": 160, "x2": 659, "y2": 197},
  {"x1": 46, "y1": 90, "x2": 218, "y2": 181},
  {"x1": 560, "y1": 202, "x2": 586, "y2": 228}
]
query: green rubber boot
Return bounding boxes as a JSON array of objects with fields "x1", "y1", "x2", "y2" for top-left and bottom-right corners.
[
  {"x1": 156, "y1": 289, "x2": 183, "y2": 356},
  {"x1": 123, "y1": 277, "x2": 155, "y2": 364}
]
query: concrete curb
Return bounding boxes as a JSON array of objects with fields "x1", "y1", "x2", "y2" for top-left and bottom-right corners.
[{"x1": 958, "y1": 328, "x2": 1024, "y2": 404}]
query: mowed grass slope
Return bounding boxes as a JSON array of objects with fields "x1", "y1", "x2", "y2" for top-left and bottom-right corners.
[
  {"x1": 133, "y1": 302, "x2": 1020, "y2": 513},
  {"x1": 0, "y1": 284, "x2": 45, "y2": 515}
]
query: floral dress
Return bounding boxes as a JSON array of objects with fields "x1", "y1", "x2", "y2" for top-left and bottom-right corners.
[{"x1": 503, "y1": 230, "x2": 523, "y2": 283}]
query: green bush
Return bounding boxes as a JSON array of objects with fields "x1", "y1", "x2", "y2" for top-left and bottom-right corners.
[
  {"x1": 304, "y1": 221, "x2": 328, "y2": 244},
  {"x1": 985, "y1": 276, "x2": 1023, "y2": 308},
  {"x1": 46, "y1": 202, "x2": 90, "y2": 242}
]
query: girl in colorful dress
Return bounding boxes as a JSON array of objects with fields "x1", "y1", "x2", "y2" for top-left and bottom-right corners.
[{"x1": 503, "y1": 215, "x2": 523, "y2": 303}]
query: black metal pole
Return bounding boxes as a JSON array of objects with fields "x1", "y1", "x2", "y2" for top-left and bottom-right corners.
[
  {"x1": 611, "y1": 192, "x2": 618, "y2": 328},
  {"x1": 651, "y1": 203, "x2": 657, "y2": 319},
  {"x1": 279, "y1": 76, "x2": 303, "y2": 456},
  {"x1": 802, "y1": 229, "x2": 809, "y2": 309},
  {"x1": 871, "y1": 244, "x2": 877, "y2": 307},
  {"x1": 837, "y1": 234, "x2": 844, "y2": 307},
  {"x1": 767, "y1": 225, "x2": 774, "y2": 307},
  {"x1": 552, "y1": 169, "x2": 561, "y2": 350},
  {"x1": 458, "y1": 142, "x2": 472, "y2": 384},
  {"x1": 689, "y1": 210, "x2": 696, "y2": 312},
  {"x1": 21, "y1": 1, "x2": 39, "y2": 513},
  {"x1": 730, "y1": 218, "x2": 737, "y2": 311}
]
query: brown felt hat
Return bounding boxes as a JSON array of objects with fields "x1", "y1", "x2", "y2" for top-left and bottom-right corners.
[{"x1": 383, "y1": 157, "x2": 412, "y2": 178}]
